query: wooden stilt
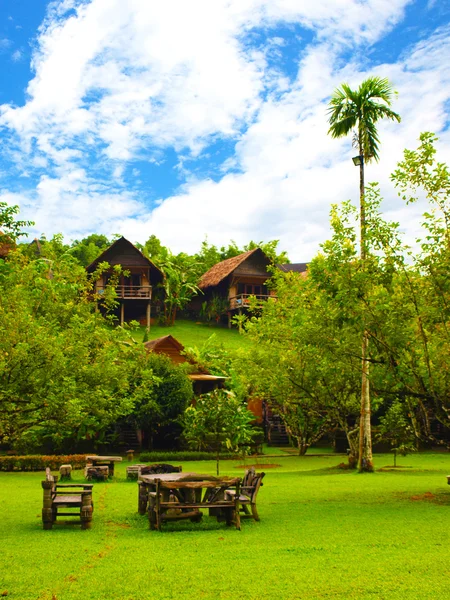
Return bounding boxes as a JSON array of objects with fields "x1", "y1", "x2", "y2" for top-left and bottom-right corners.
[
  {"x1": 120, "y1": 302, "x2": 124, "y2": 326},
  {"x1": 146, "y1": 301, "x2": 151, "y2": 331}
]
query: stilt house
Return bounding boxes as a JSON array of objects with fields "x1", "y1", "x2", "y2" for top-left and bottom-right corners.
[
  {"x1": 86, "y1": 236, "x2": 163, "y2": 329},
  {"x1": 192, "y1": 248, "x2": 277, "y2": 326}
]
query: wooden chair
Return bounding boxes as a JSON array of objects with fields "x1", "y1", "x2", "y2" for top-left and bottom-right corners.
[
  {"x1": 42, "y1": 468, "x2": 94, "y2": 530},
  {"x1": 226, "y1": 469, "x2": 265, "y2": 521},
  {"x1": 148, "y1": 477, "x2": 242, "y2": 531}
]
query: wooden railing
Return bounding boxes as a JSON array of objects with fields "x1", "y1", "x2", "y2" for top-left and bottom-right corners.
[
  {"x1": 96, "y1": 285, "x2": 152, "y2": 299},
  {"x1": 228, "y1": 294, "x2": 274, "y2": 310}
]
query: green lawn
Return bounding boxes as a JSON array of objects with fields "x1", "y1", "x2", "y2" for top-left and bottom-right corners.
[
  {"x1": 2, "y1": 453, "x2": 450, "y2": 599},
  {"x1": 133, "y1": 319, "x2": 253, "y2": 350}
]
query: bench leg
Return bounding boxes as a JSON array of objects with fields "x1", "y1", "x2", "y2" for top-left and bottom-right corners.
[
  {"x1": 42, "y1": 508, "x2": 53, "y2": 530},
  {"x1": 148, "y1": 496, "x2": 157, "y2": 530},
  {"x1": 138, "y1": 482, "x2": 148, "y2": 515}
]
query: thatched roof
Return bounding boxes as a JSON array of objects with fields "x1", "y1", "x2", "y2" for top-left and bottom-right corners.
[
  {"x1": 278, "y1": 263, "x2": 308, "y2": 274},
  {"x1": 144, "y1": 335, "x2": 225, "y2": 383},
  {"x1": 198, "y1": 249, "x2": 261, "y2": 289},
  {"x1": 144, "y1": 335, "x2": 184, "y2": 354}
]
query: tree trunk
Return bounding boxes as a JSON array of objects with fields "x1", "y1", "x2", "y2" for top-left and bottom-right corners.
[{"x1": 358, "y1": 150, "x2": 374, "y2": 472}]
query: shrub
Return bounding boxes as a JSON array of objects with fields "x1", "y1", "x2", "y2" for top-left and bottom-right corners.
[
  {"x1": 0, "y1": 454, "x2": 88, "y2": 471},
  {"x1": 139, "y1": 451, "x2": 236, "y2": 462}
]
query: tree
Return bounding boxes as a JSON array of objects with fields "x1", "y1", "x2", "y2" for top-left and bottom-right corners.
[
  {"x1": 127, "y1": 353, "x2": 193, "y2": 449},
  {"x1": 378, "y1": 401, "x2": 416, "y2": 467},
  {"x1": 327, "y1": 76, "x2": 401, "y2": 471},
  {"x1": 182, "y1": 389, "x2": 255, "y2": 475},
  {"x1": 0, "y1": 202, "x2": 33, "y2": 246},
  {"x1": 0, "y1": 249, "x2": 143, "y2": 451},
  {"x1": 70, "y1": 234, "x2": 110, "y2": 266}
]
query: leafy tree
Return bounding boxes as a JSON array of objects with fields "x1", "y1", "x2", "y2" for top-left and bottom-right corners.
[
  {"x1": 70, "y1": 234, "x2": 110, "y2": 266},
  {"x1": 0, "y1": 249, "x2": 142, "y2": 451},
  {"x1": 182, "y1": 389, "x2": 255, "y2": 475},
  {"x1": 378, "y1": 402, "x2": 416, "y2": 467},
  {"x1": 127, "y1": 353, "x2": 192, "y2": 449},
  {"x1": 0, "y1": 202, "x2": 34, "y2": 246},
  {"x1": 327, "y1": 76, "x2": 401, "y2": 471}
]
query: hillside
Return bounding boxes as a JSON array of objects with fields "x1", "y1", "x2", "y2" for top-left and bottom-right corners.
[{"x1": 132, "y1": 319, "x2": 253, "y2": 351}]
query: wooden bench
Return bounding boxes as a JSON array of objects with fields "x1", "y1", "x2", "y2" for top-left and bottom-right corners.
[
  {"x1": 42, "y1": 468, "x2": 93, "y2": 530},
  {"x1": 225, "y1": 468, "x2": 265, "y2": 521},
  {"x1": 148, "y1": 477, "x2": 242, "y2": 531}
]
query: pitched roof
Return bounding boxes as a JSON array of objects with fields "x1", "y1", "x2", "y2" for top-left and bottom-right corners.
[
  {"x1": 198, "y1": 248, "x2": 263, "y2": 289},
  {"x1": 144, "y1": 335, "x2": 184, "y2": 353},
  {"x1": 86, "y1": 236, "x2": 163, "y2": 279},
  {"x1": 278, "y1": 263, "x2": 308, "y2": 274},
  {"x1": 144, "y1": 335, "x2": 224, "y2": 381}
]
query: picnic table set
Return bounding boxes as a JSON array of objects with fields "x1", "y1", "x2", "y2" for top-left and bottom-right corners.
[{"x1": 41, "y1": 456, "x2": 265, "y2": 531}]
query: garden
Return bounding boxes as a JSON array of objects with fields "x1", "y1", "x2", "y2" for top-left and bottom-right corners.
[{"x1": 1, "y1": 452, "x2": 450, "y2": 600}]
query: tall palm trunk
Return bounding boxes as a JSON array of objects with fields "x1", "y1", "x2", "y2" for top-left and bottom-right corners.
[{"x1": 358, "y1": 144, "x2": 373, "y2": 472}]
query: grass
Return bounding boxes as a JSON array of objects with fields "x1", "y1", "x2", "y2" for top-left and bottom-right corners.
[
  {"x1": 132, "y1": 319, "x2": 253, "y2": 350},
  {"x1": 2, "y1": 453, "x2": 450, "y2": 599}
]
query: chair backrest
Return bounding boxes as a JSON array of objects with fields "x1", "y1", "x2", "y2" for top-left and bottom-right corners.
[
  {"x1": 247, "y1": 472, "x2": 265, "y2": 502},
  {"x1": 242, "y1": 467, "x2": 256, "y2": 488}
]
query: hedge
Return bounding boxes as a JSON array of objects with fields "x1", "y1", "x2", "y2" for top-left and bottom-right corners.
[
  {"x1": 139, "y1": 451, "x2": 238, "y2": 462},
  {"x1": 0, "y1": 454, "x2": 89, "y2": 471}
]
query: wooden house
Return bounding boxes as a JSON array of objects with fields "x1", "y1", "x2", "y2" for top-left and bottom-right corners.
[
  {"x1": 193, "y1": 248, "x2": 277, "y2": 326},
  {"x1": 86, "y1": 236, "x2": 163, "y2": 329},
  {"x1": 144, "y1": 335, "x2": 226, "y2": 395}
]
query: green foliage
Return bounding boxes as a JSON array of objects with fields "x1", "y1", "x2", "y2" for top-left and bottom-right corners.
[
  {"x1": 138, "y1": 450, "x2": 235, "y2": 462},
  {"x1": 182, "y1": 389, "x2": 255, "y2": 474},
  {"x1": 378, "y1": 402, "x2": 416, "y2": 466},
  {"x1": 0, "y1": 249, "x2": 144, "y2": 451},
  {"x1": 0, "y1": 202, "x2": 34, "y2": 245},
  {"x1": 327, "y1": 76, "x2": 401, "y2": 161},
  {"x1": 70, "y1": 234, "x2": 111, "y2": 266},
  {"x1": 200, "y1": 294, "x2": 229, "y2": 323},
  {"x1": 128, "y1": 353, "x2": 192, "y2": 445},
  {"x1": 0, "y1": 454, "x2": 88, "y2": 471}
]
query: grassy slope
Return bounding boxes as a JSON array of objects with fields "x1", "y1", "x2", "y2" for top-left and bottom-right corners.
[
  {"x1": 2, "y1": 453, "x2": 450, "y2": 600},
  {"x1": 132, "y1": 319, "x2": 253, "y2": 350}
]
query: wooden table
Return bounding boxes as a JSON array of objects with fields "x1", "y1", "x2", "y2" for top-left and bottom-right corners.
[
  {"x1": 138, "y1": 472, "x2": 214, "y2": 515},
  {"x1": 86, "y1": 455, "x2": 122, "y2": 477}
]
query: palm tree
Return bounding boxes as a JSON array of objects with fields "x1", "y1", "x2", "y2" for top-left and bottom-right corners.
[{"x1": 327, "y1": 76, "x2": 401, "y2": 472}]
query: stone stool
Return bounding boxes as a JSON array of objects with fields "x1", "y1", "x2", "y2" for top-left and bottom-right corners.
[
  {"x1": 126, "y1": 464, "x2": 147, "y2": 480},
  {"x1": 59, "y1": 464, "x2": 72, "y2": 481}
]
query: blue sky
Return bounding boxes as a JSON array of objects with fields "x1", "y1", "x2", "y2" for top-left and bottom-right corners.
[{"x1": 0, "y1": 0, "x2": 449, "y2": 260}]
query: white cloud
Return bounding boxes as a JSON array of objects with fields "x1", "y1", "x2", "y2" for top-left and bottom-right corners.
[
  {"x1": 0, "y1": 0, "x2": 449, "y2": 262},
  {"x1": 11, "y1": 49, "x2": 23, "y2": 62}
]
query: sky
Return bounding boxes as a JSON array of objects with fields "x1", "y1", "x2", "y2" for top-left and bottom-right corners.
[{"x1": 0, "y1": 0, "x2": 449, "y2": 261}]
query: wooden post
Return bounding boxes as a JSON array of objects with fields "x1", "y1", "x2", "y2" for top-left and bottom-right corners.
[
  {"x1": 120, "y1": 302, "x2": 124, "y2": 326},
  {"x1": 227, "y1": 312, "x2": 231, "y2": 329},
  {"x1": 146, "y1": 300, "x2": 151, "y2": 332}
]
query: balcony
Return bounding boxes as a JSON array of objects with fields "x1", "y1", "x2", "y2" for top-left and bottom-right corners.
[
  {"x1": 96, "y1": 285, "x2": 152, "y2": 299},
  {"x1": 229, "y1": 294, "x2": 275, "y2": 310}
]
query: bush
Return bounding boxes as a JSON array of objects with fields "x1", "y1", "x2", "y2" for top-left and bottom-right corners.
[
  {"x1": 0, "y1": 454, "x2": 89, "y2": 471},
  {"x1": 139, "y1": 451, "x2": 236, "y2": 462}
]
